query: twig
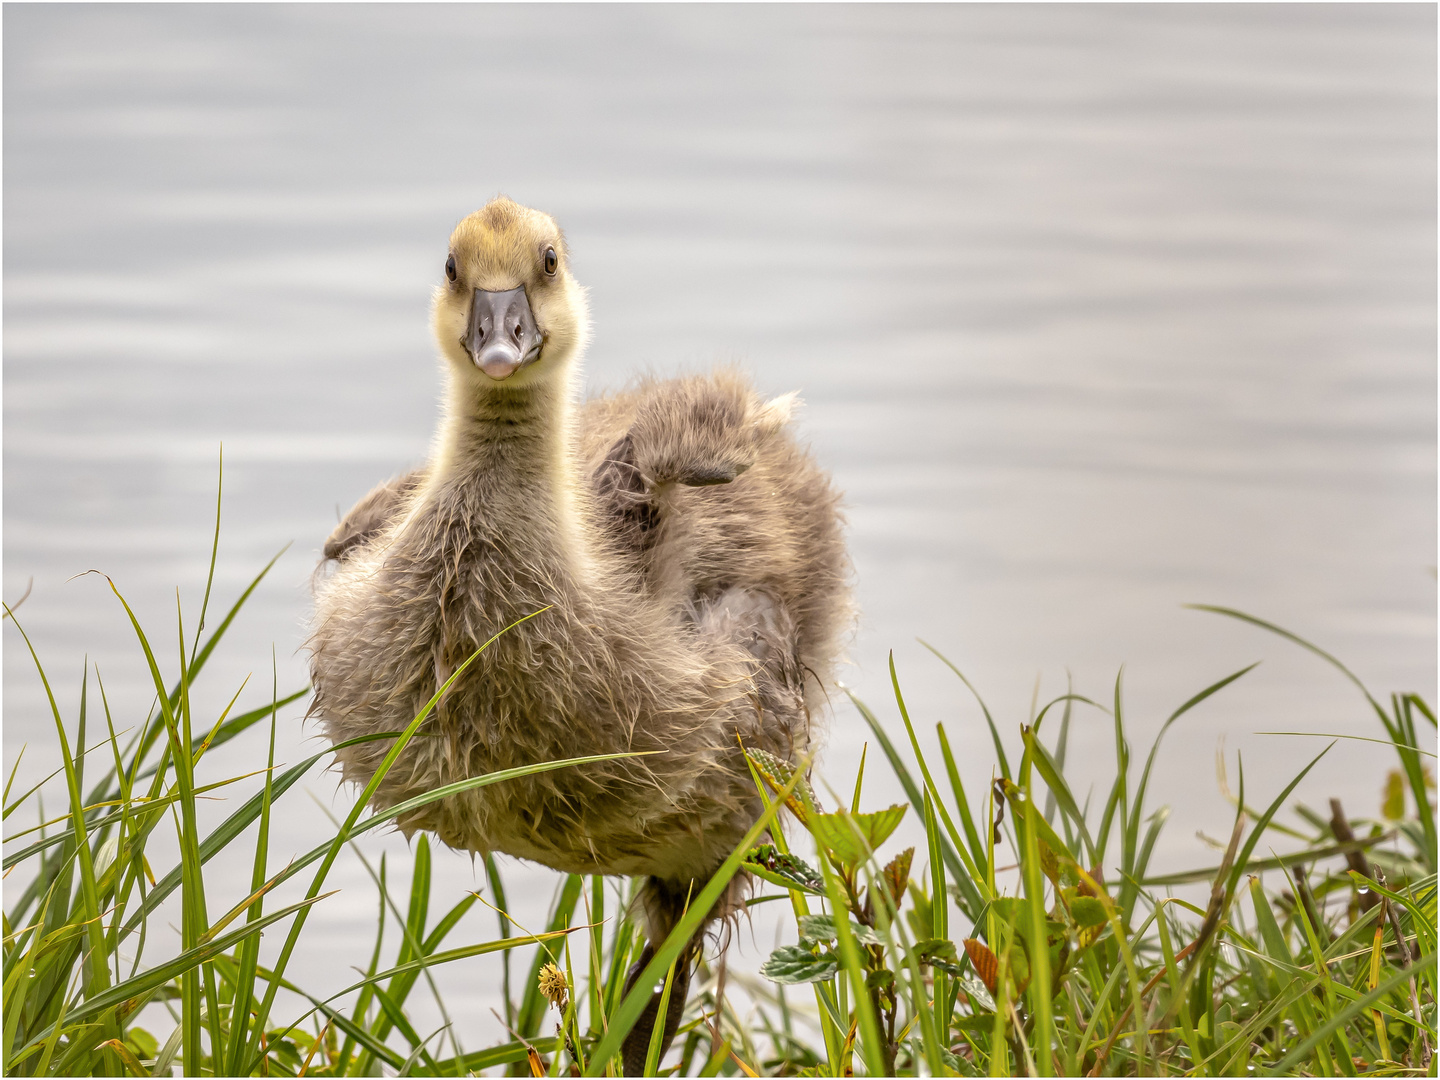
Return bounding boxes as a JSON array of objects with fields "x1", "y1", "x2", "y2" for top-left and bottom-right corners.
[
  {"x1": 1289, "y1": 862, "x2": 1329, "y2": 946},
  {"x1": 1328, "y1": 798, "x2": 1378, "y2": 915}
]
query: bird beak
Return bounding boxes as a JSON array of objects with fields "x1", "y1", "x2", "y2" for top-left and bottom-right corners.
[{"x1": 462, "y1": 286, "x2": 543, "y2": 380}]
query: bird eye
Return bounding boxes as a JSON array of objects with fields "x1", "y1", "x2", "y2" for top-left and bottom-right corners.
[
  {"x1": 445, "y1": 254, "x2": 457, "y2": 283},
  {"x1": 544, "y1": 247, "x2": 557, "y2": 276}
]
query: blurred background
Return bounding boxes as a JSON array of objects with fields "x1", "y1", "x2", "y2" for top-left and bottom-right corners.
[{"x1": 5, "y1": 1, "x2": 1435, "y2": 1051}]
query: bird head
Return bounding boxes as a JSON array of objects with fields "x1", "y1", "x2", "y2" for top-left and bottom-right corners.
[{"x1": 432, "y1": 197, "x2": 590, "y2": 389}]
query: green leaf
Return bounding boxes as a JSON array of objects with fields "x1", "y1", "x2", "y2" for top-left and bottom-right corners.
[
  {"x1": 760, "y1": 945, "x2": 840, "y2": 985},
  {"x1": 913, "y1": 937, "x2": 957, "y2": 963},
  {"x1": 808, "y1": 804, "x2": 906, "y2": 866},
  {"x1": 124, "y1": 1028, "x2": 157, "y2": 1060},
  {"x1": 434, "y1": 1037, "x2": 563, "y2": 1075},
  {"x1": 797, "y1": 913, "x2": 881, "y2": 947},
  {"x1": 914, "y1": 938, "x2": 962, "y2": 975},
  {"x1": 744, "y1": 748, "x2": 819, "y2": 823},
  {"x1": 1069, "y1": 896, "x2": 1107, "y2": 929},
  {"x1": 744, "y1": 845, "x2": 824, "y2": 895}
]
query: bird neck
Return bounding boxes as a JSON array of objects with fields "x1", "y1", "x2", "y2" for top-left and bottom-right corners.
[{"x1": 427, "y1": 368, "x2": 595, "y2": 581}]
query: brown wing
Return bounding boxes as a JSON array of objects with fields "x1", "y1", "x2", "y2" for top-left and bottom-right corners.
[
  {"x1": 589, "y1": 431, "x2": 660, "y2": 558},
  {"x1": 323, "y1": 468, "x2": 426, "y2": 561},
  {"x1": 581, "y1": 370, "x2": 791, "y2": 562}
]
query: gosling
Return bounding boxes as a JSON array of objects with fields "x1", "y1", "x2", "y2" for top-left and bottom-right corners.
[{"x1": 309, "y1": 197, "x2": 850, "y2": 1073}]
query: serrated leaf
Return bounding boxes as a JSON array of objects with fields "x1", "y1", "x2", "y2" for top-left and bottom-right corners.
[
  {"x1": 865, "y1": 968, "x2": 895, "y2": 991},
  {"x1": 882, "y1": 846, "x2": 914, "y2": 905},
  {"x1": 1069, "y1": 896, "x2": 1107, "y2": 929},
  {"x1": 760, "y1": 945, "x2": 839, "y2": 985},
  {"x1": 798, "y1": 913, "x2": 882, "y2": 947},
  {"x1": 745, "y1": 747, "x2": 817, "y2": 823},
  {"x1": 914, "y1": 937, "x2": 958, "y2": 963},
  {"x1": 952, "y1": 1015, "x2": 997, "y2": 1035},
  {"x1": 948, "y1": 1047, "x2": 986, "y2": 1078},
  {"x1": 744, "y1": 845, "x2": 824, "y2": 895},
  {"x1": 808, "y1": 804, "x2": 907, "y2": 866},
  {"x1": 955, "y1": 974, "x2": 995, "y2": 1012},
  {"x1": 962, "y1": 939, "x2": 999, "y2": 995},
  {"x1": 914, "y1": 937, "x2": 961, "y2": 974},
  {"x1": 797, "y1": 913, "x2": 834, "y2": 943}
]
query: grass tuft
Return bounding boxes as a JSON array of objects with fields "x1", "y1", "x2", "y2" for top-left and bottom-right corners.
[{"x1": 4, "y1": 476, "x2": 1434, "y2": 1075}]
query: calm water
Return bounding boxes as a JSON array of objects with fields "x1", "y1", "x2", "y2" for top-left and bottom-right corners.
[{"x1": 5, "y1": 2, "x2": 1435, "y2": 1055}]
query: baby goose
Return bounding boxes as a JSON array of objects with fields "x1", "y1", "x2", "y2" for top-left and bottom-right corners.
[{"x1": 310, "y1": 197, "x2": 850, "y2": 1073}]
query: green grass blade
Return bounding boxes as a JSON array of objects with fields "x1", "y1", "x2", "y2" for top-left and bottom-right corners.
[
  {"x1": 188, "y1": 445, "x2": 223, "y2": 669},
  {"x1": 241, "y1": 607, "x2": 554, "y2": 1070},
  {"x1": 23, "y1": 890, "x2": 335, "y2": 1045},
  {"x1": 131, "y1": 688, "x2": 308, "y2": 785},
  {"x1": 1124, "y1": 662, "x2": 1259, "y2": 899},
  {"x1": 3, "y1": 745, "x2": 26, "y2": 812},
  {"x1": 1264, "y1": 952, "x2": 1434, "y2": 1076},
  {"x1": 644, "y1": 952, "x2": 680, "y2": 1075},
  {"x1": 850, "y1": 687, "x2": 984, "y2": 919},
  {"x1": 436, "y1": 1036, "x2": 563, "y2": 1074},
  {"x1": 919, "y1": 640, "x2": 1010, "y2": 780},
  {"x1": 884, "y1": 657, "x2": 991, "y2": 904},
  {"x1": 1225, "y1": 743, "x2": 1333, "y2": 900},
  {"x1": 1022, "y1": 728, "x2": 1096, "y2": 866},
  {"x1": 81, "y1": 546, "x2": 291, "y2": 810},
  {"x1": 116, "y1": 730, "x2": 443, "y2": 933},
  {"x1": 225, "y1": 654, "x2": 280, "y2": 1075},
  {"x1": 1100, "y1": 669, "x2": 1130, "y2": 887},
  {"x1": 1187, "y1": 606, "x2": 1389, "y2": 725},
  {"x1": 937, "y1": 722, "x2": 989, "y2": 878},
  {"x1": 484, "y1": 853, "x2": 516, "y2": 1031}
]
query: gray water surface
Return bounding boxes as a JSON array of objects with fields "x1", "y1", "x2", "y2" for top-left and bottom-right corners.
[{"x1": 5, "y1": 2, "x2": 1435, "y2": 1058}]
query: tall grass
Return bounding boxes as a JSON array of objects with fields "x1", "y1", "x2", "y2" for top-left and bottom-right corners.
[{"x1": 3, "y1": 483, "x2": 1435, "y2": 1075}]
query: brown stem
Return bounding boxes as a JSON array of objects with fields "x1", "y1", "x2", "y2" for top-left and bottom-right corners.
[
  {"x1": 1290, "y1": 862, "x2": 1329, "y2": 945},
  {"x1": 1328, "y1": 798, "x2": 1379, "y2": 916}
]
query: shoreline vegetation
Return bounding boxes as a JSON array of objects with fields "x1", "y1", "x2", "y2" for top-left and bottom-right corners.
[{"x1": 3, "y1": 482, "x2": 1435, "y2": 1077}]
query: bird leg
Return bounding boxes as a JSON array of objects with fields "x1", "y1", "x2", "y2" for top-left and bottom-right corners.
[{"x1": 619, "y1": 940, "x2": 698, "y2": 1076}]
